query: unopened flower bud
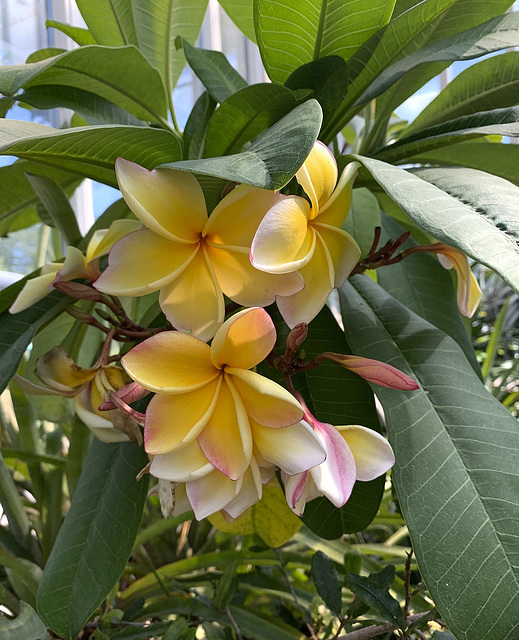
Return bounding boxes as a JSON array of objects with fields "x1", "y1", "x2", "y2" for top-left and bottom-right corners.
[
  {"x1": 53, "y1": 280, "x2": 103, "y2": 301},
  {"x1": 321, "y1": 353, "x2": 419, "y2": 390},
  {"x1": 286, "y1": 323, "x2": 308, "y2": 351}
]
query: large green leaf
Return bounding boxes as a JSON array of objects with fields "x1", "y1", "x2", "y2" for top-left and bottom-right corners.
[
  {"x1": 37, "y1": 440, "x2": 149, "y2": 639},
  {"x1": 204, "y1": 83, "x2": 297, "y2": 157},
  {"x1": 255, "y1": 0, "x2": 394, "y2": 84},
  {"x1": 0, "y1": 602, "x2": 47, "y2": 640},
  {"x1": 219, "y1": 0, "x2": 257, "y2": 42},
  {"x1": 160, "y1": 99, "x2": 322, "y2": 189},
  {"x1": 360, "y1": 12, "x2": 519, "y2": 103},
  {"x1": 75, "y1": 0, "x2": 137, "y2": 46},
  {"x1": 406, "y1": 52, "x2": 519, "y2": 135},
  {"x1": 133, "y1": 0, "x2": 208, "y2": 97},
  {"x1": 339, "y1": 276, "x2": 519, "y2": 640},
  {"x1": 351, "y1": 155, "x2": 519, "y2": 294},
  {"x1": 183, "y1": 91, "x2": 217, "y2": 159},
  {"x1": 0, "y1": 46, "x2": 168, "y2": 124},
  {"x1": 0, "y1": 121, "x2": 182, "y2": 187},
  {"x1": 46, "y1": 19, "x2": 97, "y2": 46}
]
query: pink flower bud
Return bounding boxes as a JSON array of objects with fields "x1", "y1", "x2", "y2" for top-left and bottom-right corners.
[
  {"x1": 323, "y1": 353, "x2": 419, "y2": 390},
  {"x1": 286, "y1": 323, "x2": 308, "y2": 351}
]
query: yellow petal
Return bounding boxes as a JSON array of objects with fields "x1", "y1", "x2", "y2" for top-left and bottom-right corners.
[
  {"x1": 58, "y1": 246, "x2": 90, "y2": 281},
  {"x1": 250, "y1": 197, "x2": 315, "y2": 274},
  {"x1": 228, "y1": 368, "x2": 303, "y2": 427},
  {"x1": 198, "y1": 375, "x2": 252, "y2": 480},
  {"x1": 251, "y1": 419, "x2": 325, "y2": 474},
  {"x1": 144, "y1": 377, "x2": 221, "y2": 454},
  {"x1": 210, "y1": 307, "x2": 276, "y2": 370},
  {"x1": 116, "y1": 158, "x2": 207, "y2": 243},
  {"x1": 36, "y1": 346, "x2": 96, "y2": 392},
  {"x1": 9, "y1": 268, "x2": 60, "y2": 314},
  {"x1": 86, "y1": 219, "x2": 142, "y2": 263},
  {"x1": 94, "y1": 229, "x2": 198, "y2": 296},
  {"x1": 337, "y1": 425, "x2": 395, "y2": 482},
  {"x1": 437, "y1": 246, "x2": 482, "y2": 317},
  {"x1": 159, "y1": 245, "x2": 224, "y2": 342},
  {"x1": 276, "y1": 233, "x2": 334, "y2": 328},
  {"x1": 314, "y1": 223, "x2": 360, "y2": 287},
  {"x1": 186, "y1": 468, "x2": 242, "y2": 520},
  {"x1": 122, "y1": 331, "x2": 218, "y2": 393},
  {"x1": 74, "y1": 386, "x2": 130, "y2": 443},
  {"x1": 149, "y1": 439, "x2": 214, "y2": 482},
  {"x1": 204, "y1": 184, "x2": 282, "y2": 246},
  {"x1": 317, "y1": 161, "x2": 358, "y2": 227},
  {"x1": 296, "y1": 141, "x2": 337, "y2": 217},
  {"x1": 206, "y1": 244, "x2": 304, "y2": 308}
]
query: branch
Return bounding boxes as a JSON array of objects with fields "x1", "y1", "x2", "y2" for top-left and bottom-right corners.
[{"x1": 337, "y1": 611, "x2": 433, "y2": 640}]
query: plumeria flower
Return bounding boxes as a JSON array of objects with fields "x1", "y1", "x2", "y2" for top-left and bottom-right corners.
[
  {"x1": 14, "y1": 346, "x2": 139, "y2": 443},
  {"x1": 283, "y1": 408, "x2": 395, "y2": 516},
  {"x1": 122, "y1": 307, "x2": 326, "y2": 482},
  {"x1": 9, "y1": 219, "x2": 140, "y2": 314},
  {"x1": 433, "y1": 243, "x2": 482, "y2": 317},
  {"x1": 251, "y1": 141, "x2": 361, "y2": 327},
  {"x1": 94, "y1": 159, "x2": 303, "y2": 341}
]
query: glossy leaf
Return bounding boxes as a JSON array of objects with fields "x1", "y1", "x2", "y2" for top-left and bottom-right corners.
[
  {"x1": 343, "y1": 187, "x2": 381, "y2": 259},
  {"x1": 219, "y1": 0, "x2": 257, "y2": 42},
  {"x1": 255, "y1": 0, "x2": 395, "y2": 84},
  {"x1": 183, "y1": 91, "x2": 217, "y2": 159},
  {"x1": 183, "y1": 40, "x2": 248, "y2": 103},
  {"x1": 160, "y1": 99, "x2": 322, "y2": 189},
  {"x1": 133, "y1": 0, "x2": 208, "y2": 96},
  {"x1": 311, "y1": 551, "x2": 342, "y2": 616},
  {"x1": 46, "y1": 19, "x2": 96, "y2": 46},
  {"x1": 0, "y1": 602, "x2": 47, "y2": 640},
  {"x1": 344, "y1": 566, "x2": 403, "y2": 627},
  {"x1": 0, "y1": 121, "x2": 182, "y2": 188},
  {"x1": 75, "y1": 0, "x2": 137, "y2": 46},
  {"x1": 204, "y1": 83, "x2": 297, "y2": 157},
  {"x1": 37, "y1": 440, "x2": 149, "y2": 639},
  {"x1": 351, "y1": 155, "x2": 519, "y2": 294},
  {"x1": 340, "y1": 276, "x2": 519, "y2": 640}
]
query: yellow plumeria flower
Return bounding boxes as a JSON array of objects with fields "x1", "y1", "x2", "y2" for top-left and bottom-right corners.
[
  {"x1": 251, "y1": 141, "x2": 361, "y2": 327},
  {"x1": 122, "y1": 307, "x2": 326, "y2": 481},
  {"x1": 433, "y1": 243, "x2": 482, "y2": 317},
  {"x1": 94, "y1": 159, "x2": 303, "y2": 341},
  {"x1": 9, "y1": 219, "x2": 140, "y2": 314}
]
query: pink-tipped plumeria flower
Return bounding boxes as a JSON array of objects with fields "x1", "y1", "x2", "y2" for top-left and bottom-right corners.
[
  {"x1": 251, "y1": 141, "x2": 361, "y2": 327},
  {"x1": 320, "y1": 353, "x2": 419, "y2": 390},
  {"x1": 433, "y1": 243, "x2": 482, "y2": 317},
  {"x1": 14, "y1": 346, "x2": 139, "y2": 443},
  {"x1": 283, "y1": 408, "x2": 395, "y2": 516},
  {"x1": 9, "y1": 219, "x2": 140, "y2": 314},
  {"x1": 122, "y1": 307, "x2": 326, "y2": 483},
  {"x1": 94, "y1": 159, "x2": 303, "y2": 341}
]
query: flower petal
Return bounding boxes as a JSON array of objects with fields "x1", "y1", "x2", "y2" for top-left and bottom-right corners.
[
  {"x1": 251, "y1": 419, "x2": 325, "y2": 474},
  {"x1": 94, "y1": 229, "x2": 198, "y2": 296},
  {"x1": 283, "y1": 471, "x2": 321, "y2": 515},
  {"x1": 296, "y1": 141, "x2": 337, "y2": 216},
  {"x1": 313, "y1": 223, "x2": 360, "y2": 287},
  {"x1": 144, "y1": 377, "x2": 221, "y2": 454},
  {"x1": 122, "y1": 331, "x2": 218, "y2": 394},
  {"x1": 198, "y1": 375, "x2": 252, "y2": 480},
  {"x1": 74, "y1": 386, "x2": 130, "y2": 443},
  {"x1": 224, "y1": 458, "x2": 263, "y2": 519},
  {"x1": 58, "y1": 246, "x2": 90, "y2": 281},
  {"x1": 36, "y1": 346, "x2": 96, "y2": 392},
  {"x1": 228, "y1": 368, "x2": 303, "y2": 427},
  {"x1": 326, "y1": 354, "x2": 419, "y2": 390},
  {"x1": 159, "y1": 245, "x2": 224, "y2": 341},
  {"x1": 86, "y1": 219, "x2": 142, "y2": 263},
  {"x1": 9, "y1": 268, "x2": 60, "y2": 314},
  {"x1": 250, "y1": 197, "x2": 315, "y2": 273},
  {"x1": 276, "y1": 233, "x2": 334, "y2": 328},
  {"x1": 116, "y1": 158, "x2": 207, "y2": 243},
  {"x1": 337, "y1": 425, "x2": 395, "y2": 482},
  {"x1": 204, "y1": 184, "x2": 282, "y2": 246},
  {"x1": 436, "y1": 245, "x2": 482, "y2": 317},
  {"x1": 317, "y1": 161, "x2": 358, "y2": 226},
  {"x1": 311, "y1": 420, "x2": 356, "y2": 508},
  {"x1": 150, "y1": 439, "x2": 214, "y2": 482},
  {"x1": 206, "y1": 244, "x2": 304, "y2": 307},
  {"x1": 210, "y1": 307, "x2": 276, "y2": 370},
  {"x1": 186, "y1": 469, "x2": 242, "y2": 520}
]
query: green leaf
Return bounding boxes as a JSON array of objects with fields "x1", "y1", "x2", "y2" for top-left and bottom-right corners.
[
  {"x1": 75, "y1": 0, "x2": 137, "y2": 46},
  {"x1": 37, "y1": 440, "x2": 149, "y2": 639},
  {"x1": 360, "y1": 12, "x2": 519, "y2": 103},
  {"x1": 183, "y1": 40, "x2": 248, "y2": 103},
  {"x1": 0, "y1": 121, "x2": 182, "y2": 187},
  {"x1": 160, "y1": 100, "x2": 322, "y2": 189},
  {"x1": 344, "y1": 565, "x2": 404, "y2": 628},
  {"x1": 25, "y1": 173, "x2": 82, "y2": 246},
  {"x1": 0, "y1": 46, "x2": 168, "y2": 124},
  {"x1": 255, "y1": 0, "x2": 395, "y2": 84},
  {"x1": 406, "y1": 52, "x2": 519, "y2": 135},
  {"x1": 481, "y1": 297, "x2": 511, "y2": 384},
  {"x1": 228, "y1": 606, "x2": 302, "y2": 640},
  {"x1": 219, "y1": 0, "x2": 257, "y2": 42},
  {"x1": 46, "y1": 19, "x2": 97, "y2": 46},
  {"x1": 0, "y1": 292, "x2": 69, "y2": 395},
  {"x1": 351, "y1": 155, "x2": 519, "y2": 295},
  {"x1": 133, "y1": 0, "x2": 208, "y2": 97},
  {"x1": 103, "y1": 621, "x2": 179, "y2": 639},
  {"x1": 183, "y1": 91, "x2": 217, "y2": 159},
  {"x1": 1, "y1": 449, "x2": 66, "y2": 468},
  {"x1": 311, "y1": 551, "x2": 342, "y2": 616},
  {"x1": 204, "y1": 83, "x2": 297, "y2": 157},
  {"x1": 0, "y1": 555, "x2": 42, "y2": 610},
  {"x1": 343, "y1": 187, "x2": 381, "y2": 259},
  {"x1": 20, "y1": 85, "x2": 143, "y2": 126},
  {"x1": 340, "y1": 276, "x2": 519, "y2": 640},
  {"x1": 0, "y1": 602, "x2": 47, "y2": 640}
]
